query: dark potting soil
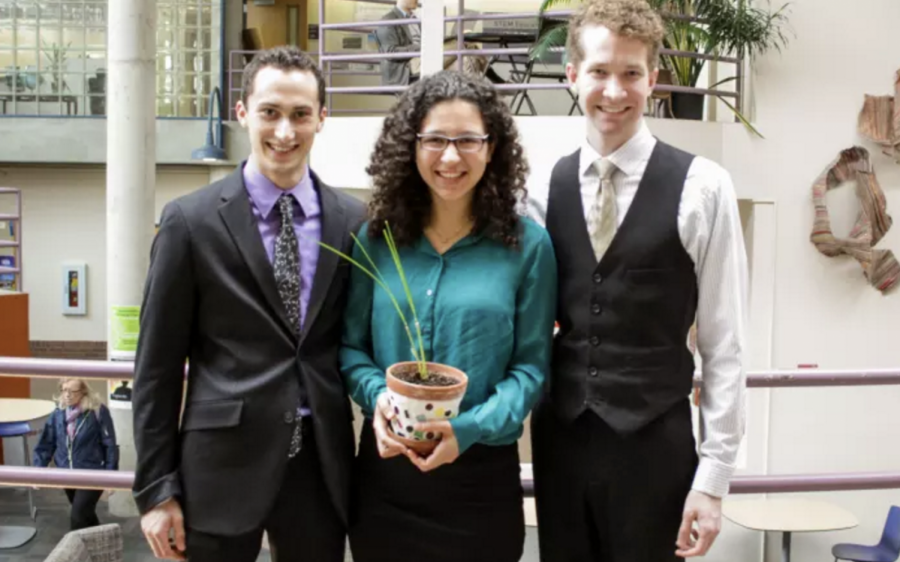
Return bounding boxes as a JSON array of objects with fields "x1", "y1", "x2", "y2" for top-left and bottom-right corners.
[{"x1": 394, "y1": 369, "x2": 458, "y2": 387}]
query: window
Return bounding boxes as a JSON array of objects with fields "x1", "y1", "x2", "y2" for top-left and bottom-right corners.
[
  {"x1": 0, "y1": 0, "x2": 221, "y2": 118},
  {"x1": 156, "y1": 0, "x2": 222, "y2": 118}
]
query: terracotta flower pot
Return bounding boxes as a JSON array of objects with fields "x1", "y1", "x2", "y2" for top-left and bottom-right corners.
[{"x1": 385, "y1": 361, "x2": 468, "y2": 456}]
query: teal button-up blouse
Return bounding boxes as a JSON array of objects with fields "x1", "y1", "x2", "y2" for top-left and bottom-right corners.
[{"x1": 340, "y1": 217, "x2": 558, "y2": 454}]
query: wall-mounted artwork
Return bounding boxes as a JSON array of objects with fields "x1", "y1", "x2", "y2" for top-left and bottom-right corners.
[
  {"x1": 858, "y1": 69, "x2": 900, "y2": 163},
  {"x1": 61, "y1": 262, "x2": 87, "y2": 315},
  {"x1": 810, "y1": 147, "x2": 898, "y2": 293}
]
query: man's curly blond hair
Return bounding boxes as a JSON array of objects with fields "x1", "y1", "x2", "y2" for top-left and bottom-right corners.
[{"x1": 566, "y1": 0, "x2": 666, "y2": 71}]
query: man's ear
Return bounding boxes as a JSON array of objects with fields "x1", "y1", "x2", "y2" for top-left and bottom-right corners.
[
  {"x1": 316, "y1": 105, "x2": 328, "y2": 133},
  {"x1": 565, "y1": 61, "x2": 579, "y2": 93},
  {"x1": 648, "y1": 67, "x2": 659, "y2": 90},
  {"x1": 235, "y1": 100, "x2": 248, "y2": 127}
]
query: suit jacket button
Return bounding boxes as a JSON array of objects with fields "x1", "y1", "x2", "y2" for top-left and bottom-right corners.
[
  {"x1": 593, "y1": 273, "x2": 602, "y2": 284},
  {"x1": 591, "y1": 303, "x2": 601, "y2": 315},
  {"x1": 283, "y1": 411, "x2": 295, "y2": 424},
  {"x1": 590, "y1": 336, "x2": 600, "y2": 346},
  {"x1": 588, "y1": 367, "x2": 598, "y2": 377}
]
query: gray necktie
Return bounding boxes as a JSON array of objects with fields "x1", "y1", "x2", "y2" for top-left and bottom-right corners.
[
  {"x1": 587, "y1": 159, "x2": 618, "y2": 262},
  {"x1": 273, "y1": 193, "x2": 303, "y2": 458}
]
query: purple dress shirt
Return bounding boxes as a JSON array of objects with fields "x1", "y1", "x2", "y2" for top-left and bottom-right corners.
[{"x1": 243, "y1": 159, "x2": 322, "y2": 334}]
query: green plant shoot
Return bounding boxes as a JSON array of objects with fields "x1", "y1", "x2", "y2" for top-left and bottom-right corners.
[{"x1": 316, "y1": 222, "x2": 429, "y2": 379}]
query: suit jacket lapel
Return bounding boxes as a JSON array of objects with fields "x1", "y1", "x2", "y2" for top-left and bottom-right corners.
[
  {"x1": 217, "y1": 166, "x2": 296, "y2": 340},
  {"x1": 299, "y1": 172, "x2": 345, "y2": 347}
]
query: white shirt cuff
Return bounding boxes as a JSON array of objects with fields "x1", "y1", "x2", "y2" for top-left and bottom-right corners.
[{"x1": 692, "y1": 457, "x2": 735, "y2": 498}]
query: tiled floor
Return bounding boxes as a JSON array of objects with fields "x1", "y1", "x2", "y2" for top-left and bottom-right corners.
[
  {"x1": 0, "y1": 487, "x2": 272, "y2": 562},
  {"x1": 0, "y1": 487, "x2": 539, "y2": 561}
]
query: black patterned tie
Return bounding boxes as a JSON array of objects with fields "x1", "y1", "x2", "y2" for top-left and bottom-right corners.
[
  {"x1": 274, "y1": 193, "x2": 301, "y2": 336},
  {"x1": 273, "y1": 193, "x2": 303, "y2": 458}
]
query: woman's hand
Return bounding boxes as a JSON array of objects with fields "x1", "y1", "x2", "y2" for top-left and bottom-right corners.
[
  {"x1": 406, "y1": 421, "x2": 460, "y2": 472},
  {"x1": 373, "y1": 392, "x2": 408, "y2": 459}
]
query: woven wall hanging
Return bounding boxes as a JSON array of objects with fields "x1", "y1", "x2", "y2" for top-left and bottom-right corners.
[
  {"x1": 858, "y1": 69, "x2": 900, "y2": 163},
  {"x1": 810, "y1": 147, "x2": 899, "y2": 293}
]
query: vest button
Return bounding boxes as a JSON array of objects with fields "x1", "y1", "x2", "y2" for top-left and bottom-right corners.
[
  {"x1": 590, "y1": 336, "x2": 600, "y2": 346},
  {"x1": 588, "y1": 367, "x2": 598, "y2": 377},
  {"x1": 591, "y1": 304, "x2": 601, "y2": 315},
  {"x1": 283, "y1": 411, "x2": 295, "y2": 424},
  {"x1": 593, "y1": 273, "x2": 602, "y2": 284}
]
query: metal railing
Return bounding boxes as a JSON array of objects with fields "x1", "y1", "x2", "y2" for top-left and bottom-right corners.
[
  {"x1": 227, "y1": 50, "x2": 389, "y2": 119},
  {"x1": 2, "y1": 465, "x2": 900, "y2": 497},
  {"x1": 4, "y1": 357, "x2": 900, "y2": 387},
  {"x1": 1, "y1": 357, "x2": 899, "y2": 496},
  {"x1": 308, "y1": 3, "x2": 742, "y2": 117}
]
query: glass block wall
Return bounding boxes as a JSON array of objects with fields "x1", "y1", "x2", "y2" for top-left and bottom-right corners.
[{"x1": 0, "y1": 0, "x2": 222, "y2": 117}]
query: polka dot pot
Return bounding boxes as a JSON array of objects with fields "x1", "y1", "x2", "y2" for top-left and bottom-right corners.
[{"x1": 385, "y1": 361, "x2": 468, "y2": 456}]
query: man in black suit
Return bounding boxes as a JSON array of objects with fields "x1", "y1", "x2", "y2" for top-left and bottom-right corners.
[{"x1": 132, "y1": 46, "x2": 365, "y2": 562}]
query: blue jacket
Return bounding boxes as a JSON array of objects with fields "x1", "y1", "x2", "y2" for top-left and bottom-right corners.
[{"x1": 33, "y1": 405, "x2": 119, "y2": 470}]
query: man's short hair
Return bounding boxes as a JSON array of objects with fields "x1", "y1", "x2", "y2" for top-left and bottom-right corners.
[
  {"x1": 566, "y1": 0, "x2": 666, "y2": 71},
  {"x1": 241, "y1": 46, "x2": 327, "y2": 109}
]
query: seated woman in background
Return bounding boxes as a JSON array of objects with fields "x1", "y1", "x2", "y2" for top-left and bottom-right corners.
[
  {"x1": 33, "y1": 378, "x2": 119, "y2": 530},
  {"x1": 340, "y1": 70, "x2": 557, "y2": 562}
]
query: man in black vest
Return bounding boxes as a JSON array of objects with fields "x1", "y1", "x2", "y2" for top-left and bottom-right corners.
[{"x1": 527, "y1": 1, "x2": 747, "y2": 560}]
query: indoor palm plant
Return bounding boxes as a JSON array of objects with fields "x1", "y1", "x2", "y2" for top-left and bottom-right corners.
[
  {"x1": 41, "y1": 41, "x2": 72, "y2": 94},
  {"x1": 319, "y1": 224, "x2": 468, "y2": 454},
  {"x1": 531, "y1": 0, "x2": 792, "y2": 136}
]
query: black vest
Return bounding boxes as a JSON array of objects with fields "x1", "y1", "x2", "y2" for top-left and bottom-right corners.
[{"x1": 545, "y1": 140, "x2": 698, "y2": 434}]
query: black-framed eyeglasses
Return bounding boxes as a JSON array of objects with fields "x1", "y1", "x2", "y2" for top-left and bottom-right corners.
[{"x1": 416, "y1": 133, "x2": 490, "y2": 154}]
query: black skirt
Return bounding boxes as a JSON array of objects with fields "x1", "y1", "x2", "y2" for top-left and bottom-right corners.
[{"x1": 349, "y1": 422, "x2": 525, "y2": 562}]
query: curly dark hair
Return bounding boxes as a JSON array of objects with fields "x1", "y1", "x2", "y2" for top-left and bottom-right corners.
[{"x1": 366, "y1": 70, "x2": 529, "y2": 248}]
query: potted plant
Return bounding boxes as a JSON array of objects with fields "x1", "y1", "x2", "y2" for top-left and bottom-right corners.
[
  {"x1": 658, "y1": 0, "x2": 791, "y2": 129},
  {"x1": 530, "y1": 0, "x2": 792, "y2": 136},
  {"x1": 319, "y1": 224, "x2": 468, "y2": 455},
  {"x1": 41, "y1": 40, "x2": 72, "y2": 94}
]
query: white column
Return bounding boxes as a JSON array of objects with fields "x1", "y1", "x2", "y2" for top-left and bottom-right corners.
[
  {"x1": 106, "y1": 0, "x2": 156, "y2": 517},
  {"x1": 419, "y1": 0, "x2": 446, "y2": 76}
]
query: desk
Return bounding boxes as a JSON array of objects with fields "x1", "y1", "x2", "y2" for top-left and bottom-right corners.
[
  {"x1": 463, "y1": 31, "x2": 539, "y2": 115},
  {"x1": 724, "y1": 497, "x2": 858, "y2": 562},
  {"x1": 0, "y1": 94, "x2": 79, "y2": 115},
  {"x1": 0, "y1": 399, "x2": 56, "y2": 424},
  {"x1": 0, "y1": 398, "x2": 56, "y2": 549}
]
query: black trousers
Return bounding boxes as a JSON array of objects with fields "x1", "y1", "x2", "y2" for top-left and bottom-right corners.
[
  {"x1": 185, "y1": 426, "x2": 345, "y2": 562},
  {"x1": 64, "y1": 488, "x2": 103, "y2": 530},
  {"x1": 349, "y1": 423, "x2": 525, "y2": 562},
  {"x1": 531, "y1": 399, "x2": 698, "y2": 562}
]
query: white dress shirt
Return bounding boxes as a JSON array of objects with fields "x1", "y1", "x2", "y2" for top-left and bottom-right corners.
[{"x1": 527, "y1": 122, "x2": 748, "y2": 498}]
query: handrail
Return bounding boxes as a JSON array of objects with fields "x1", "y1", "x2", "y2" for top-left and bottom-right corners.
[
  {"x1": 3, "y1": 466, "x2": 899, "y2": 497},
  {"x1": 310, "y1": 3, "x2": 742, "y2": 115},
  {"x1": 323, "y1": 83, "x2": 740, "y2": 99},
  {"x1": 4, "y1": 357, "x2": 900, "y2": 388},
  {"x1": 3, "y1": 357, "x2": 899, "y2": 497},
  {"x1": 321, "y1": 18, "x2": 420, "y2": 31}
]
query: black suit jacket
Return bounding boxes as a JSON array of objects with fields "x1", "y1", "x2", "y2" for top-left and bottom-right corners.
[{"x1": 132, "y1": 165, "x2": 365, "y2": 535}]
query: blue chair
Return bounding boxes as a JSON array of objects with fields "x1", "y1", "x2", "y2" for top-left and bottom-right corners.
[
  {"x1": 0, "y1": 421, "x2": 37, "y2": 520},
  {"x1": 833, "y1": 505, "x2": 900, "y2": 562}
]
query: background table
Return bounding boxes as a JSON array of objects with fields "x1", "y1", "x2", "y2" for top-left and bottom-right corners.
[
  {"x1": 0, "y1": 398, "x2": 56, "y2": 549},
  {"x1": 724, "y1": 497, "x2": 858, "y2": 562}
]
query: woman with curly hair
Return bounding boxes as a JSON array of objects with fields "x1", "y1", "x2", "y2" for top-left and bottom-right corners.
[{"x1": 340, "y1": 70, "x2": 557, "y2": 561}]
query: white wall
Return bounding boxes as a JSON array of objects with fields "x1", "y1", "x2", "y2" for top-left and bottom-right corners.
[
  {"x1": 715, "y1": 1, "x2": 900, "y2": 561},
  {"x1": 0, "y1": 165, "x2": 215, "y2": 342}
]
